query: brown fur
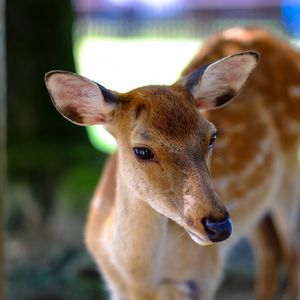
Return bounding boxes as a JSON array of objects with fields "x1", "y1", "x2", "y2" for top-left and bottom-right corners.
[
  {"x1": 181, "y1": 27, "x2": 300, "y2": 299},
  {"x1": 83, "y1": 28, "x2": 300, "y2": 299}
]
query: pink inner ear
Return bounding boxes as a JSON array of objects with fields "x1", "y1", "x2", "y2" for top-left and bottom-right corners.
[
  {"x1": 47, "y1": 72, "x2": 109, "y2": 125},
  {"x1": 224, "y1": 62, "x2": 242, "y2": 82},
  {"x1": 53, "y1": 75, "x2": 99, "y2": 107},
  {"x1": 223, "y1": 55, "x2": 254, "y2": 84},
  {"x1": 195, "y1": 98, "x2": 213, "y2": 109}
]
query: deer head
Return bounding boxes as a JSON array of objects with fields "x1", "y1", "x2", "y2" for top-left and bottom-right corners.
[{"x1": 45, "y1": 51, "x2": 258, "y2": 245}]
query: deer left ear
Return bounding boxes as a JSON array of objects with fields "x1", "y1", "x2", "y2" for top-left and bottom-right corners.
[
  {"x1": 45, "y1": 71, "x2": 119, "y2": 126},
  {"x1": 183, "y1": 51, "x2": 259, "y2": 110}
]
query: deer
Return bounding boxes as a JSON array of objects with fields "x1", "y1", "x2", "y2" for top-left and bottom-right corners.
[
  {"x1": 44, "y1": 27, "x2": 300, "y2": 300},
  {"x1": 181, "y1": 27, "x2": 300, "y2": 300}
]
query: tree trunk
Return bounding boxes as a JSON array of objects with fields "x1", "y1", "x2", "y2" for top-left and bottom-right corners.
[
  {"x1": 6, "y1": 0, "x2": 82, "y2": 143},
  {"x1": 6, "y1": 0, "x2": 96, "y2": 218},
  {"x1": 0, "y1": 0, "x2": 5, "y2": 299}
]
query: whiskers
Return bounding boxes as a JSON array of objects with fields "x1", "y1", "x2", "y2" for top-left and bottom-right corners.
[{"x1": 168, "y1": 229, "x2": 187, "y2": 248}]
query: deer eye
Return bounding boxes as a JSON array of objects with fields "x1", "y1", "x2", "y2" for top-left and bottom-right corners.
[
  {"x1": 133, "y1": 147, "x2": 154, "y2": 161},
  {"x1": 208, "y1": 132, "x2": 218, "y2": 150}
]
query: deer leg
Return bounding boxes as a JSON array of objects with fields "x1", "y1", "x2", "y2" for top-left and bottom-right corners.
[
  {"x1": 157, "y1": 282, "x2": 187, "y2": 300},
  {"x1": 126, "y1": 285, "x2": 159, "y2": 300},
  {"x1": 271, "y1": 200, "x2": 300, "y2": 300},
  {"x1": 249, "y1": 214, "x2": 282, "y2": 300},
  {"x1": 157, "y1": 280, "x2": 214, "y2": 300},
  {"x1": 86, "y1": 251, "x2": 129, "y2": 300},
  {"x1": 269, "y1": 164, "x2": 300, "y2": 299},
  {"x1": 97, "y1": 263, "x2": 128, "y2": 300}
]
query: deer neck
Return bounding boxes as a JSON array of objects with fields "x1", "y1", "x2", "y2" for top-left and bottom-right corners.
[
  {"x1": 115, "y1": 172, "x2": 168, "y2": 246},
  {"x1": 112, "y1": 164, "x2": 169, "y2": 281}
]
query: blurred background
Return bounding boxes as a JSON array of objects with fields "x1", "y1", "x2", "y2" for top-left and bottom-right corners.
[{"x1": 4, "y1": 0, "x2": 300, "y2": 299}]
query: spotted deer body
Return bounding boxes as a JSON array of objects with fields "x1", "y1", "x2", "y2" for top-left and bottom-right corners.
[
  {"x1": 45, "y1": 27, "x2": 299, "y2": 300},
  {"x1": 183, "y1": 27, "x2": 300, "y2": 299}
]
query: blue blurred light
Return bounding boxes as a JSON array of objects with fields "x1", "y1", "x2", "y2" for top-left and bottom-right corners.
[
  {"x1": 104, "y1": 0, "x2": 182, "y2": 16},
  {"x1": 281, "y1": 0, "x2": 300, "y2": 38},
  {"x1": 139, "y1": 0, "x2": 180, "y2": 7}
]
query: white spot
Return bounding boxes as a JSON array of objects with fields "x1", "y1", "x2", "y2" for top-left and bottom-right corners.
[
  {"x1": 240, "y1": 162, "x2": 256, "y2": 179},
  {"x1": 226, "y1": 174, "x2": 274, "y2": 212},
  {"x1": 289, "y1": 86, "x2": 300, "y2": 98},
  {"x1": 215, "y1": 178, "x2": 230, "y2": 191},
  {"x1": 216, "y1": 138, "x2": 230, "y2": 148},
  {"x1": 215, "y1": 137, "x2": 272, "y2": 192},
  {"x1": 259, "y1": 139, "x2": 271, "y2": 152},
  {"x1": 222, "y1": 28, "x2": 252, "y2": 43},
  {"x1": 254, "y1": 153, "x2": 265, "y2": 166}
]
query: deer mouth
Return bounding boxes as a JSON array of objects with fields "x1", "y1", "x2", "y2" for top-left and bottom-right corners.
[{"x1": 187, "y1": 230, "x2": 214, "y2": 246}]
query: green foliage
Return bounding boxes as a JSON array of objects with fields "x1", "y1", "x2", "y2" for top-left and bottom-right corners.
[{"x1": 58, "y1": 162, "x2": 105, "y2": 215}]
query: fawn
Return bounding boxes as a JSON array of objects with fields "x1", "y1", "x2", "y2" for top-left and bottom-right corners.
[
  {"x1": 181, "y1": 27, "x2": 300, "y2": 300},
  {"x1": 45, "y1": 27, "x2": 300, "y2": 299}
]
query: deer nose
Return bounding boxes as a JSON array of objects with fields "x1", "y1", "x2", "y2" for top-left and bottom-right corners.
[{"x1": 203, "y1": 216, "x2": 232, "y2": 242}]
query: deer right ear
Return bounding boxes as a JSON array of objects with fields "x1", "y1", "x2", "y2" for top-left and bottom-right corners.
[
  {"x1": 44, "y1": 71, "x2": 119, "y2": 126},
  {"x1": 183, "y1": 51, "x2": 259, "y2": 111}
]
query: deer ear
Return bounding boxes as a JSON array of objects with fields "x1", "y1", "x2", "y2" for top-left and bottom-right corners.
[
  {"x1": 184, "y1": 51, "x2": 259, "y2": 110},
  {"x1": 44, "y1": 71, "x2": 118, "y2": 125}
]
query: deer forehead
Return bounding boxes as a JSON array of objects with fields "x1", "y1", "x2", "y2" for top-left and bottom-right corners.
[{"x1": 119, "y1": 86, "x2": 215, "y2": 149}]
